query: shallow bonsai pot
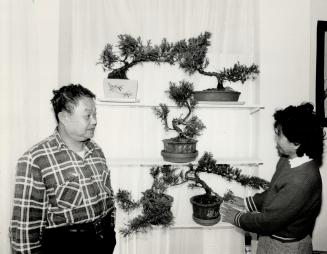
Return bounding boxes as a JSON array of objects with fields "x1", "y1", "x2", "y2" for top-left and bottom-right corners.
[
  {"x1": 161, "y1": 150, "x2": 198, "y2": 163},
  {"x1": 190, "y1": 194, "x2": 223, "y2": 226},
  {"x1": 161, "y1": 139, "x2": 198, "y2": 163},
  {"x1": 193, "y1": 90, "x2": 240, "y2": 102}
]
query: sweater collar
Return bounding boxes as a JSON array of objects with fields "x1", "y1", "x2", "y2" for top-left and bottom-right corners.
[{"x1": 288, "y1": 155, "x2": 311, "y2": 168}]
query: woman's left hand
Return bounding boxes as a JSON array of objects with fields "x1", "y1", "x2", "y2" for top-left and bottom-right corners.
[{"x1": 220, "y1": 202, "x2": 242, "y2": 225}]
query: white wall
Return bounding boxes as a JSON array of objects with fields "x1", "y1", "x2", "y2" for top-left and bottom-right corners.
[
  {"x1": 258, "y1": 0, "x2": 326, "y2": 251},
  {"x1": 0, "y1": 1, "x2": 59, "y2": 254},
  {"x1": 258, "y1": 0, "x2": 311, "y2": 181}
]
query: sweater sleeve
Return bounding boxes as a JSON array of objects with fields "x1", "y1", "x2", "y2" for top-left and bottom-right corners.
[
  {"x1": 9, "y1": 153, "x2": 47, "y2": 254},
  {"x1": 244, "y1": 189, "x2": 269, "y2": 212},
  {"x1": 244, "y1": 159, "x2": 286, "y2": 212},
  {"x1": 237, "y1": 181, "x2": 310, "y2": 235}
]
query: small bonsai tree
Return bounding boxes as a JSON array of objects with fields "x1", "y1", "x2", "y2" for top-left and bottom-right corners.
[
  {"x1": 115, "y1": 166, "x2": 181, "y2": 236},
  {"x1": 172, "y1": 31, "x2": 260, "y2": 91},
  {"x1": 153, "y1": 80, "x2": 206, "y2": 142},
  {"x1": 97, "y1": 34, "x2": 175, "y2": 79}
]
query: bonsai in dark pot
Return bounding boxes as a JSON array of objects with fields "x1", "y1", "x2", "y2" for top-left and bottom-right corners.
[
  {"x1": 153, "y1": 80, "x2": 206, "y2": 163},
  {"x1": 170, "y1": 152, "x2": 269, "y2": 226},
  {"x1": 172, "y1": 32, "x2": 260, "y2": 102}
]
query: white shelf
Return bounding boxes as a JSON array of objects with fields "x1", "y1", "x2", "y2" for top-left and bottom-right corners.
[
  {"x1": 97, "y1": 98, "x2": 140, "y2": 103},
  {"x1": 116, "y1": 222, "x2": 236, "y2": 230},
  {"x1": 109, "y1": 158, "x2": 263, "y2": 167},
  {"x1": 96, "y1": 100, "x2": 264, "y2": 112}
]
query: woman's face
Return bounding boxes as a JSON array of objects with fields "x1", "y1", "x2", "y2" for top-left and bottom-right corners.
[{"x1": 274, "y1": 127, "x2": 299, "y2": 159}]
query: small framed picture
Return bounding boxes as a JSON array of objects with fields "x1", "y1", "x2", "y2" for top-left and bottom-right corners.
[
  {"x1": 316, "y1": 20, "x2": 327, "y2": 126},
  {"x1": 99, "y1": 78, "x2": 139, "y2": 103}
]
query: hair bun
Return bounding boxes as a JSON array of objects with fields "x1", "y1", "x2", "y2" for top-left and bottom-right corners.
[{"x1": 298, "y1": 102, "x2": 314, "y2": 114}]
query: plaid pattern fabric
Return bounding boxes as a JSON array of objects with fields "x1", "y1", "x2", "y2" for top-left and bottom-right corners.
[{"x1": 9, "y1": 130, "x2": 115, "y2": 254}]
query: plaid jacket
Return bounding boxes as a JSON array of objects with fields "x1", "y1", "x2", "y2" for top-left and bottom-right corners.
[{"x1": 9, "y1": 130, "x2": 115, "y2": 254}]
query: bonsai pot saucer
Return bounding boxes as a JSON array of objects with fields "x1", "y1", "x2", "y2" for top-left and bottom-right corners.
[
  {"x1": 192, "y1": 215, "x2": 220, "y2": 226},
  {"x1": 161, "y1": 150, "x2": 198, "y2": 163}
]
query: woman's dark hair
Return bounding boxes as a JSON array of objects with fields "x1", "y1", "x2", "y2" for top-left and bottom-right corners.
[
  {"x1": 274, "y1": 102, "x2": 325, "y2": 166},
  {"x1": 51, "y1": 84, "x2": 96, "y2": 122}
]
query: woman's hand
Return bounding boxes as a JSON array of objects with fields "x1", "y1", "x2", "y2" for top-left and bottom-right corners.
[
  {"x1": 228, "y1": 196, "x2": 245, "y2": 209},
  {"x1": 220, "y1": 202, "x2": 242, "y2": 225}
]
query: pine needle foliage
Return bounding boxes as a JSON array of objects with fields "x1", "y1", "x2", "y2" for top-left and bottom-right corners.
[
  {"x1": 115, "y1": 166, "x2": 181, "y2": 237},
  {"x1": 172, "y1": 31, "x2": 260, "y2": 90},
  {"x1": 98, "y1": 34, "x2": 175, "y2": 79}
]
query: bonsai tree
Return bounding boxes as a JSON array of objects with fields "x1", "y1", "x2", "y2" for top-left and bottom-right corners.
[
  {"x1": 115, "y1": 165, "x2": 181, "y2": 236},
  {"x1": 97, "y1": 34, "x2": 175, "y2": 79},
  {"x1": 166, "y1": 152, "x2": 269, "y2": 225},
  {"x1": 180, "y1": 152, "x2": 269, "y2": 193},
  {"x1": 116, "y1": 152, "x2": 269, "y2": 233},
  {"x1": 153, "y1": 80, "x2": 206, "y2": 162},
  {"x1": 153, "y1": 80, "x2": 206, "y2": 140},
  {"x1": 172, "y1": 31, "x2": 260, "y2": 91}
]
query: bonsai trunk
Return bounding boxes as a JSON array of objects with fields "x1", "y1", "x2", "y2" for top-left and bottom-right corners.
[
  {"x1": 197, "y1": 69, "x2": 225, "y2": 90},
  {"x1": 107, "y1": 67, "x2": 129, "y2": 79}
]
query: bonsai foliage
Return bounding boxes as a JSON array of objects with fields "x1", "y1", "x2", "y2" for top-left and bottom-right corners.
[
  {"x1": 168, "y1": 152, "x2": 269, "y2": 200},
  {"x1": 172, "y1": 31, "x2": 260, "y2": 90},
  {"x1": 115, "y1": 166, "x2": 182, "y2": 237},
  {"x1": 153, "y1": 80, "x2": 206, "y2": 141},
  {"x1": 98, "y1": 34, "x2": 175, "y2": 79}
]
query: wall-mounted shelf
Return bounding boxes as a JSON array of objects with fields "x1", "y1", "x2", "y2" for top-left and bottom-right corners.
[
  {"x1": 116, "y1": 222, "x2": 236, "y2": 230},
  {"x1": 109, "y1": 158, "x2": 263, "y2": 167},
  {"x1": 96, "y1": 100, "x2": 264, "y2": 113}
]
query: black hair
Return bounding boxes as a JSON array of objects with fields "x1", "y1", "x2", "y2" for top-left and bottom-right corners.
[
  {"x1": 51, "y1": 84, "x2": 96, "y2": 122},
  {"x1": 273, "y1": 102, "x2": 325, "y2": 166}
]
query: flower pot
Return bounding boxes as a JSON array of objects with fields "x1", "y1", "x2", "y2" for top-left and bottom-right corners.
[
  {"x1": 161, "y1": 139, "x2": 198, "y2": 163},
  {"x1": 193, "y1": 90, "x2": 240, "y2": 102},
  {"x1": 190, "y1": 194, "x2": 223, "y2": 226}
]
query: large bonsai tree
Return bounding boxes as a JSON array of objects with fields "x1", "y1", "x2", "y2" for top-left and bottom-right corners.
[
  {"x1": 98, "y1": 34, "x2": 175, "y2": 79},
  {"x1": 116, "y1": 152, "x2": 269, "y2": 236},
  {"x1": 172, "y1": 31, "x2": 260, "y2": 91},
  {"x1": 153, "y1": 80, "x2": 206, "y2": 142}
]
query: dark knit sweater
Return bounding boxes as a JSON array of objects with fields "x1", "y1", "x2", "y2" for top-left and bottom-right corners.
[{"x1": 236, "y1": 157, "x2": 322, "y2": 241}]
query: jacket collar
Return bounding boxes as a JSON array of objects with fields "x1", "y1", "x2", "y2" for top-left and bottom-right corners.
[{"x1": 51, "y1": 128, "x2": 95, "y2": 153}]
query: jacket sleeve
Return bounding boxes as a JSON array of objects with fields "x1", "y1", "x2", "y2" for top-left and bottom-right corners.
[
  {"x1": 237, "y1": 181, "x2": 310, "y2": 235},
  {"x1": 10, "y1": 153, "x2": 47, "y2": 254}
]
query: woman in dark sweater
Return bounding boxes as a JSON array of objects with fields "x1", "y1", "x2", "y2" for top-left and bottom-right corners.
[{"x1": 220, "y1": 103, "x2": 324, "y2": 254}]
